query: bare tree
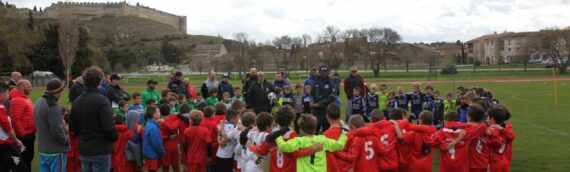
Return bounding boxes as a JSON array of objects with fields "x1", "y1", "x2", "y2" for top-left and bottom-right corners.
[
  {"x1": 273, "y1": 35, "x2": 294, "y2": 74},
  {"x1": 365, "y1": 27, "x2": 401, "y2": 77},
  {"x1": 321, "y1": 26, "x2": 343, "y2": 71},
  {"x1": 233, "y1": 32, "x2": 249, "y2": 77},
  {"x1": 58, "y1": 15, "x2": 80, "y2": 84},
  {"x1": 301, "y1": 34, "x2": 312, "y2": 71},
  {"x1": 529, "y1": 28, "x2": 570, "y2": 74}
]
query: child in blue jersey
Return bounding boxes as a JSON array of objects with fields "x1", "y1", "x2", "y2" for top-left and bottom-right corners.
[
  {"x1": 282, "y1": 85, "x2": 294, "y2": 107},
  {"x1": 129, "y1": 92, "x2": 145, "y2": 115},
  {"x1": 457, "y1": 92, "x2": 474, "y2": 123},
  {"x1": 366, "y1": 84, "x2": 379, "y2": 117},
  {"x1": 432, "y1": 90, "x2": 445, "y2": 129},
  {"x1": 408, "y1": 82, "x2": 426, "y2": 121},
  {"x1": 395, "y1": 87, "x2": 409, "y2": 111},
  {"x1": 423, "y1": 84, "x2": 435, "y2": 111},
  {"x1": 351, "y1": 87, "x2": 367, "y2": 121},
  {"x1": 387, "y1": 91, "x2": 397, "y2": 119}
]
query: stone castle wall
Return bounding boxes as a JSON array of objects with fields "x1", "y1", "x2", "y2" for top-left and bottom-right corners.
[{"x1": 31, "y1": 2, "x2": 187, "y2": 33}]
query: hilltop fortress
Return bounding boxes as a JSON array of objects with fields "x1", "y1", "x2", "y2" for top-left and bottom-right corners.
[{"x1": 7, "y1": 1, "x2": 187, "y2": 33}]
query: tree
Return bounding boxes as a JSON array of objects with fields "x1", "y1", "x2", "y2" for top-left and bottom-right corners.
[
  {"x1": 529, "y1": 28, "x2": 570, "y2": 74},
  {"x1": 0, "y1": 8, "x2": 38, "y2": 73},
  {"x1": 398, "y1": 44, "x2": 418, "y2": 73},
  {"x1": 28, "y1": 24, "x2": 65, "y2": 79},
  {"x1": 233, "y1": 32, "x2": 249, "y2": 77},
  {"x1": 272, "y1": 35, "x2": 294, "y2": 74},
  {"x1": 321, "y1": 26, "x2": 342, "y2": 71},
  {"x1": 58, "y1": 15, "x2": 80, "y2": 84},
  {"x1": 72, "y1": 27, "x2": 94, "y2": 78},
  {"x1": 160, "y1": 40, "x2": 181, "y2": 65},
  {"x1": 301, "y1": 34, "x2": 312, "y2": 71},
  {"x1": 366, "y1": 27, "x2": 402, "y2": 77}
]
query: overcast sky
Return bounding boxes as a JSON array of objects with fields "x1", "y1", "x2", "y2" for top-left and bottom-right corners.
[{"x1": 10, "y1": 0, "x2": 570, "y2": 43}]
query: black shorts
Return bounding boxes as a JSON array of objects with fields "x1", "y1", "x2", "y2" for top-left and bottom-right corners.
[{"x1": 0, "y1": 143, "x2": 27, "y2": 172}]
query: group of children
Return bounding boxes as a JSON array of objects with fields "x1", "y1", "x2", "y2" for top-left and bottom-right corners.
[{"x1": 61, "y1": 81, "x2": 514, "y2": 172}]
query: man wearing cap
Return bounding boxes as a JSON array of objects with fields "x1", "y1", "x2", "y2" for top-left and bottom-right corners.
[
  {"x1": 71, "y1": 66, "x2": 118, "y2": 171},
  {"x1": 246, "y1": 71, "x2": 274, "y2": 113},
  {"x1": 217, "y1": 73, "x2": 234, "y2": 100},
  {"x1": 200, "y1": 71, "x2": 219, "y2": 98},
  {"x1": 310, "y1": 65, "x2": 338, "y2": 134},
  {"x1": 168, "y1": 71, "x2": 191, "y2": 99},
  {"x1": 10, "y1": 79, "x2": 35, "y2": 171},
  {"x1": 34, "y1": 80, "x2": 69, "y2": 172},
  {"x1": 141, "y1": 80, "x2": 160, "y2": 108},
  {"x1": 106, "y1": 74, "x2": 130, "y2": 109},
  {"x1": 68, "y1": 76, "x2": 84, "y2": 103},
  {"x1": 304, "y1": 67, "x2": 318, "y2": 87}
]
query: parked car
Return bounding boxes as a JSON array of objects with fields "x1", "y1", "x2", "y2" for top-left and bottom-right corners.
[{"x1": 32, "y1": 71, "x2": 56, "y2": 78}]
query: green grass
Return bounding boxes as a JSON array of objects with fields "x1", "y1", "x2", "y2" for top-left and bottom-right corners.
[{"x1": 27, "y1": 78, "x2": 570, "y2": 171}]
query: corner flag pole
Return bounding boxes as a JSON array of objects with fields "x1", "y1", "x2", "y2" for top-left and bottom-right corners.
[{"x1": 553, "y1": 67, "x2": 558, "y2": 106}]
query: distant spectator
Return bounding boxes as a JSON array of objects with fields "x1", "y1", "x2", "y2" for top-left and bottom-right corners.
[
  {"x1": 68, "y1": 76, "x2": 84, "y2": 103},
  {"x1": 106, "y1": 74, "x2": 130, "y2": 109},
  {"x1": 10, "y1": 79, "x2": 35, "y2": 171},
  {"x1": 273, "y1": 72, "x2": 291, "y2": 90},
  {"x1": 246, "y1": 71, "x2": 274, "y2": 113},
  {"x1": 184, "y1": 78, "x2": 197, "y2": 101},
  {"x1": 343, "y1": 66, "x2": 366, "y2": 118},
  {"x1": 200, "y1": 71, "x2": 219, "y2": 98},
  {"x1": 217, "y1": 73, "x2": 234, "y2": 100},
  {"x1": 141, "y1": 80, "x2": 160, "y2": 108},
  {"x1": 303, "y1": 67, "x2": 318, "y2": 87},
  {"x1": 168, "y1": 71, "x2": 190, "y2": 99}
]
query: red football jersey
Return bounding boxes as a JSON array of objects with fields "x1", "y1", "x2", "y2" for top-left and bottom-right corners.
[
  {"x1": 201, "y1": 116, "x2": 219, "y2": 165},
  {"x1": 353, "y1": 120, "x2": 399, "y2": 170},
  {"x1": 504, "y1": 123, "x2": 514, "y2": 171},
  {"x1": 160, "y1": 115, "x2": 181, "y2": 148},
  {"x1": 489, "y1": 126, "x2": 515, "y2": 172},
  {"x1": 396, "y1": 120, "x2": 411, "y2": 166},
  {"x1": 336, "y1": 131, "x2": 381, "y2": 172},
  {"x1": 467, "y1": 123, "x2": 491, "y2": 170},
  {"x1": 112, "y1": 124, "x2": 134, "y2": 172},
  {"x1": 258, "y1": 131, "x2": 298, "y2": 172},
  {"x1": 176, "y1": 117, "x2": 189, "y2": 144},
  {"x1": 437, "y1": 122, "x2": 487, "y2": 172},
  {"x1": 402, "y1": 125, "x2": 438, "y2": 172},
  {"x1": 183, "y1": 125, "x2": 212, "y2": 164},
  {"x1": 322, "y1": 126, "x2": 342, "y2": 172}
]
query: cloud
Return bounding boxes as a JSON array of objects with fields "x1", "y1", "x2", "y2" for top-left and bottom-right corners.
[{"x1": 11, "y1": 0, "x2": 570, "y2": 43}]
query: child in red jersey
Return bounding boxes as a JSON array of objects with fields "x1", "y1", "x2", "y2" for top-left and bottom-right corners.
[
  {"x1": 500, "y1": 105, "x2": 514, "y2": 172},
  {"x1": 398, "y1": 111, "x2": 441, "y2": 172},
  {"x1": 352, "y1": 108, "x2": 404, "y2": 172},
  {"x1": 388, "y1": 108, "x2": 412, "y2": 172},
  {"x1": 183, "y1": 110, "x2": 212, "y2": 172},
  {"x1": 112, "y1": 115, "x2": 134, "y2": 172},
  {"x1": 335, "y1": 113, "x2": 381, "y2": 172},
  {"x1": 322, "y1": 104, "x2": 343, "y2": 172},
  {"x1": 63, "y1": 107, "x2": 81, "y2": 172},
  {"x1": 467, "y1": 101, "x2": 493, "y2": 172},
  {"x1": 487, "y1": 105, "x2": 515, "y2": 172},
  {"x1": 248, "y1": 106, "x2": 317, "y2": 172},
  {"x1": 158, "y1": 104, "x2": 181, "y2": 172},
  {"x1": 437, "y1": 105, "x2": 488, "y2": 172},
  {"x1": 213, "y1": 103, "x2": 227, "y2": 124},
  {"x1": 201, "y1": 106, "x2": 219, "y2": 168},
  {"x1": 176, "y1": 104, "x2": 192, "y2": 171}
]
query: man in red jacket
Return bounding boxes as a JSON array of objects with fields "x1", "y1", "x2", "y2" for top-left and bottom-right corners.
[
  {"x1": 10, "y1": 79, "x2": 35, "y2": 172},
  {"x1": 0, "y1": 80, "x2": 26, "y2": 171}
]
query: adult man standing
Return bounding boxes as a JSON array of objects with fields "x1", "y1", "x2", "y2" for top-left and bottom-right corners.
[
  {"x1": 68, "y1": 76, "x2": 84, "y2": 103},
  {"x1": 34, "y1": 80, "x2": 69, "y2": 172},
  {"x1": 71, "y1": 66, "x2": 118, "y2": 172},
  {"x1": 8, "y1": 72, "x2": 22, "y2": 89},
  {"x1": 99, "y1": 73, "x2": 110, "y2": 95},
  {"x1": 217, "y1": 73, "x2": 234, "y2": 100},
  {"x1": 343, "y1": 66, "x2": 366, "y2": 120},
  {"x1": 168, "y1": 71, "x2": 190, "y2": 99},
  {"x1": 304, "y1": 67, "x2": 318, "y2": 87},
  {"x1": 246, "y1": 71, "x2": 274, "y2": 113},
  {"x1": 200, "y1": 71, "x2": 219, "y2": 98},
  {"x1": 0, "y1": 81, "x2": 26, "y2": 171},
  {"x1": 310, "y1": 66, "x2": 337, "y2": 134},
  {"x1": 242, "y1": 68, "x2": 258, "y2": 96},
  {"x1": 141, "y1": 80, "x2": 160, "y2": 107},
  {"x1": 10, "y1": 79, "x2": 35, "y2": 172},
  {"x1": 106, "y1": 74, "x2": 130, "y2": 109},
  {"x1": 272, "y1": 72, "x2": 290, "y2": 90}
]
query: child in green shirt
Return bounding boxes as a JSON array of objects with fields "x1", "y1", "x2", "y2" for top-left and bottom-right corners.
[
  {"x1": 205, "y1": 88, "x2": 219, "y2": 106},
  {"x1": 378, "y1": 84, "x2": 389, "y2": 113},
  {"x1": 114, "y1": 100, "x2": 129, "y2": 118},
  {"x1": 443, "y1": 91, "x2": 455, "y2": 115},
  {"x1": 168, "y1": 95, "x2": 179, "y2": 114},
  {"x1": 276, "y1": 114, "x2": 347, "y2": 172},
  {"x1": 231, "y1": 87, "x2": 245, "y2": 104}
]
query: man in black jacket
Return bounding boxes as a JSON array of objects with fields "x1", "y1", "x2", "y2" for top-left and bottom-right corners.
[
  {"x1": 106, "y1": 74, "x2": 130, "y2": 109},
  {"x1": 343, "y1": 66, "x2": 366, "y2": 121},
  {"x1": 310, "y1": 65, "x2": 337, "y2": 134},
  {"x1": 70, "y1": 66, "x2": 118, "y2": 172},
  {"x1": 246, "y1": 71, "x2": 273, "y2": 113},
  {"x1": 242, "y1": 68, "x2": 257, "y2": 96},
  {"x1": 68, "y1": 76, "x2": 84, "y2": 104},
  {"x1": 168, "y1": 71, "x2": 190, "y2": 99}
]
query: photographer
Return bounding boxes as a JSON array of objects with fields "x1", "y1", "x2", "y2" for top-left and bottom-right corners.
[{"x1": 106, "y1": 74, "x2": 130, "y2": 109}]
